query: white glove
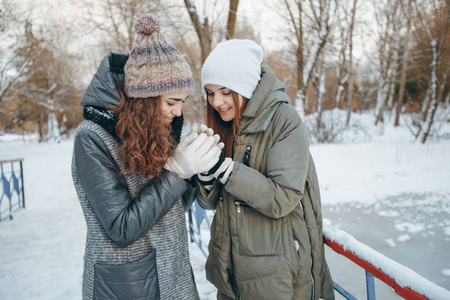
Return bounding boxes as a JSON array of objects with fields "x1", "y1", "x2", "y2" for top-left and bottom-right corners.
[
  {"x1": 192, "y1": 124, "x2": 213, "y2": 136},
  {"x1": 164, "y1": 132, "x2": 221, "y2": 179},
  {"x1": 191, "y1": 124, "x2": 224, "y2": 150}
]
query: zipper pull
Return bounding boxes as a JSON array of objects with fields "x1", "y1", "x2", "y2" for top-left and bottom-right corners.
[
  {"x1": 235, "y1": 201, "x2": 241, "y2": 213},
  {"x1": 219, "y1": 195, "x2": 223, "y2": 208}
]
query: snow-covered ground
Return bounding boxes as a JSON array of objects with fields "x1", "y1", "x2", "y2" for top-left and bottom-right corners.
[{"x1": 1, "y1": 113, "x2": 449, "y2": 299}]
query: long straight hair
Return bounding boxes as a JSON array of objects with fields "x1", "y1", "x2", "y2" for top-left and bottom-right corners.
[{"x1": 205, "y1": 91, "x2": 247, "y2": 157}]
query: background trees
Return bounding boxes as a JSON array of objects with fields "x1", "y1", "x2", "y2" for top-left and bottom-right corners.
[
  {"x1": 0, "y1": 0, "x2": 84, "y2": 140},
  {"x1": 0, "y1": 0, "x2": 448, "y2": 143},
  {"x1": 405, "y1": 0, "x2": 449, "y2": 143}
]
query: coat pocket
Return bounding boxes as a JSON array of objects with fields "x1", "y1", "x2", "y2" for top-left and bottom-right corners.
[
  {"x1": 236, "y1": 202, "x2": 283, "y2": 256},
  {"x1": 289, "y1": 203, "x2": 311, "y2": 276},
  {"x1": 211, "y1": 195, "x2": 225, "y2": 249},
  {"x1": 93, "y1": 250, "x2": 159, "y2": 300}
]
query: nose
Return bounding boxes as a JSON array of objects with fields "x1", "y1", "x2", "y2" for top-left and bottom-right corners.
[
  {"x1": 172, "y1": 103, "x2": 182, "y2": 117},
  {"x1": 210, "y1": 94, "x2": 224, "y2": 108}
]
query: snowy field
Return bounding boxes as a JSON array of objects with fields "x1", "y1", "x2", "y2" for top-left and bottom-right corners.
[{"x1": 1, "y1": 114, "x2": 449, "y2": 299}]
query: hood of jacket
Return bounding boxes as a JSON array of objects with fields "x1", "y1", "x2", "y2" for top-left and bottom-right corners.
[
  {"x1": 239, "y1": 63, "x2": 290, "y2": 134},
  {"x1": 81, "y1": 52, "x2": 129, "y2": 109}
]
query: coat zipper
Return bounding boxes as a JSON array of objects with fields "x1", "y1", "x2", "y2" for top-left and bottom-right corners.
[
  {"x1": 234, "y1": 200, "x2": 249, "y2": 213},
  {"x1": 299, "y1": 199, "x2": 315, "y2": 300},
  {"x1": 219, "y1": 195, "x2": 223, "y2": 208}
]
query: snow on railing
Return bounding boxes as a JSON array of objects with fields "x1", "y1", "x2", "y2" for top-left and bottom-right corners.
[
  {"x1": 187, "y1": 202, "x2": 450, "y2": 300},
  {"x1": 0, "y1": 158, "x2": 25, "y2": 222},
  {"x1": 324, "y1": 224, "x2": 450, "y2": 300}
]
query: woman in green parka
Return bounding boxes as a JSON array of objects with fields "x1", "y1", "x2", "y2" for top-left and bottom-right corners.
[{"x1": 195, "y1": 39, "x2": 335, "y2": 300}]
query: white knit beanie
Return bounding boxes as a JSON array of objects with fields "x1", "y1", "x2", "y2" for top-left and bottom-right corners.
[{"x1": 201, "y1": 39, "x2": 263, "y2": 99}]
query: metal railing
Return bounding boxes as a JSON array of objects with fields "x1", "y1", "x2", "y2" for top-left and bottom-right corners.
[
  {"x1": 0, "y1": 158, "x2": 25, "y2": 222},
  {"x1": 188, "y1": 202, "x2": 450, "y2": 300},
  {"x1": 188, "y1": 201, "x2": 211, "y2": 257},
  {"x1": 323, "y1": 224, "x2": 450, "y2": 300}
]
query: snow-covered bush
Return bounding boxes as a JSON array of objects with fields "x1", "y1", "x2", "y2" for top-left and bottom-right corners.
[{"x1": 304, "y1": 108, "x2": 370, "y2": 143}]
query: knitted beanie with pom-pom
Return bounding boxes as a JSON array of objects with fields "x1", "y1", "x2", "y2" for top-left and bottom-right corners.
[{"x1": 124, "y1": 15, "x2": 194, "y2": 98}]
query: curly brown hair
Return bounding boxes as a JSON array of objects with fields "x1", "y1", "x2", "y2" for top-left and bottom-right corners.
[{"x1": 114, "y1": 93, "x2": 175, "y2": 179}]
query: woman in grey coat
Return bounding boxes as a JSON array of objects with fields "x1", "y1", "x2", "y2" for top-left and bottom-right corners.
[{"x1": 71, "y1": 15, "x2": 221, "y2": 300}]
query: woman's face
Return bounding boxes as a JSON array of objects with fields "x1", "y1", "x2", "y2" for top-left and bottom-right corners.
[
  {"x1": 205, "y1": 84, "x2": 244, "y2": 122},
  {"x1": 160, "y1": 92, "x2": 189, "y2": 123}
]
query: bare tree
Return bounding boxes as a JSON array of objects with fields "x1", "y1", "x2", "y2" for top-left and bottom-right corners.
[
  {"x1": 226, "y1": 0, "x2": 240, "y2": 40},
  {"x1": 411, "y1": 0, "x2": 449, "y2": 143},
  {"x1": 75, "y1": 0, "x2": 165, "y2": 54},
  {"x1": 331, "y1": 0, "x2": 360, "y2": 125},
  {"x1": 184, "y1": 0, "x2": 240, "y2": 65},
  {"x1": 0, "y1": 0, "x2": 46, "y2": 104},
  {"x1": 183, "y1": 0, "x2": 212, "y2": 65},
  {"x1": 394, "y1": 0, "x2": 413, "y2": 126},
  {"x1": 282, "y1": 0, "x2": 305, "y2": 114},
  {"x1": 181, "y1": 0, "x2": 241, "y2": 120},
  {"x1": 372, "y1": 0, "x2": 403, "y2": 126},
  {"x1": 267, "y1": 0, "x2": 336, "y2": 117},
  {"x1": 344, "y1": 0, "x2": 358, "y2": 125},
  {"x1": 8, "y1": 20, "x2": 83, "y2": 141}
]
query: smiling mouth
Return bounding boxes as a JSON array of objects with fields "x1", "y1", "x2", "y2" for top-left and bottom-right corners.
[{"x1": 217, "y1": 107, "x2": 231, "y2": 114}]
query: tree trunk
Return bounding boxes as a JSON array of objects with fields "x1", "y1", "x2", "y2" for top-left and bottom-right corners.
[
  {"x1": 38, "y1": 110, "x2": 45, "y2": 143},
  {"x1": 375, "y1": 80, "x2": 388, "y2": 125},
  {"x1": 346, "y1": 71, "x2": 353, "y2": 125},
  {"x1": 420, "y1": 39, "x2": 438, "y2": 143},
  {"x1": 183, "y1": 0, "x2": 212, "y2": 65},
  {"x1": 316, "y1": 69, "x2": 326, "y2": 131},
  {"x1": 47, "y1": 110, "x2": 61, "y2": 142},
  {"x1": 226, "y1": 0, "x2": 240, "y2": 40},
  {"x1": 394, "y1": 0, "x2": 412, "y2": 127},
  {"x1": 295, "y1": 90, "x2": 306, "y2": 120},
  {"x1": 346, "y1": 0, "x2": 358, "y2": 126},
  {"x1": 420, "y1": 99, "x2": 437, "y2": 143},
  {"x1": 296, "y1": 43, "x2": 304, "y2": 104},
  {"x1": 336, "y1": 25, "x2": 347, "y2": 109},
  {"x1": 285, "y1": 0, "x2": 304, "y2": 111}
]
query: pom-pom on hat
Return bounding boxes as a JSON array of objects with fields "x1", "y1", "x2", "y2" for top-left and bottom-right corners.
[
  {"x1": 201, "y1": 39, "x2": 263, "y2": 99},
  {"x1": 124, "y1": 15, "x2": 194, "y2": 98}
]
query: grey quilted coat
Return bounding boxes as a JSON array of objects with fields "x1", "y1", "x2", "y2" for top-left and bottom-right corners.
[{"x1": 71, "y1": 52, "x2": 200, "y2": 300}]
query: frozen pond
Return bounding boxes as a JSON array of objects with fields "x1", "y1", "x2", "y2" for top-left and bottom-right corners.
[{"x1": 323, "y1": 192, "x2": 450, "y2": 298}]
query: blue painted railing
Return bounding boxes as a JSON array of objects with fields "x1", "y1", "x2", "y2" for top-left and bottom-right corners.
[
  {"x1": 188, "y1": 201, "x2": 211, "y2": 257},
  {"x1": 0, "y1": 158, "x2": 25, "y2": 222},
  {"x1": 188, "y1": 202, "x2": 444, "y2": 300}
]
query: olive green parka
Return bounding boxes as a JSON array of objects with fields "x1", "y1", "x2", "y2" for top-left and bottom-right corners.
[{"x1": 196, "y1": 64, "x2": 334, "y2": 300}]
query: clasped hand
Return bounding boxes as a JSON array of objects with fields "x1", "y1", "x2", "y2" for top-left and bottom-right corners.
[
  {"x1": 164, "y1": 126, "x2": 222, "y2": 179},
  {"x1": 191, "y1": 125, "x2": 235, "y2": 190}
]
